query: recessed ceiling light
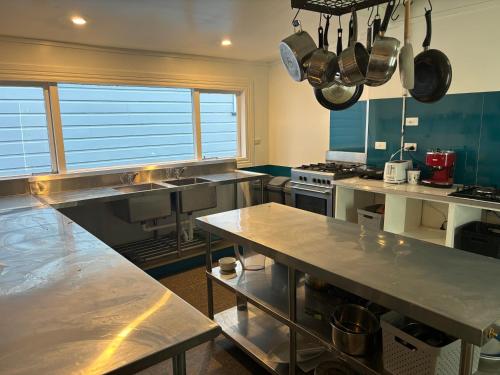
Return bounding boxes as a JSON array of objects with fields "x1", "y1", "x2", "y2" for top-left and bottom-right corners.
[
  {"x1": 221, "y1": 39, "x2": 232, "y2": 47},
  {"x1": 71, "y1": 16, "x2": 87, "y2": 26}
]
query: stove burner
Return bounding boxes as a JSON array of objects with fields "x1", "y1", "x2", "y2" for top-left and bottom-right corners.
[
  {"x1": 450, "y1": 186, "x2": 500, "y2": 203},
  {"x1": 298, "y1": 162, "x2": 359, "y2": 173}
]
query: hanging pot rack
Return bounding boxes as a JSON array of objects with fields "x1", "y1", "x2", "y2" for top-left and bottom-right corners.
[{"x1": 291, "y1": 0, "x2": 391, "y2": 16}]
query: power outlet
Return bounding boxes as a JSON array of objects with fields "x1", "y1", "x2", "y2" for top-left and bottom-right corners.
[
  {"x1": 375, "y1": 141, "x2": 387, "y2": 150},
  {"x1": 406, "y1": 117, "x2": 419, "y2": 126},
  {"x1": 404, "y1": 142, "x2": 417, "y2": 151}
]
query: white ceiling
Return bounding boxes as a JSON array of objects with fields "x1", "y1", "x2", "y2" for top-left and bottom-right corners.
[
  {"x1": 0, "y1": 0, "x2": 311, "y2": 62},
  {"x1": 0, "y1": 0, "x2": 491, "y2": 62}
]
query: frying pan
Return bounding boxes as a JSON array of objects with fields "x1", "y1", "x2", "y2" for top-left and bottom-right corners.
[
  {"x1": 338, "y1": 10, "x2": 369, "y2": 86},
  {"x1": 409, "y1": 9, "x2": 452, "y2": 103},
  {"x1": 399, "y1": 0, "x2": 414, "y2": 90},
  {"x1": 307, "y1": 16, "x2": 339, "y2": 89},
  {"x1": 279, "y1": 21, "x2": 317, "y2": 82},
  {"x1": 365, "y1": 0, "x2": 400, "y2": 87},
  {"x1": 314, "y1": 26, "x2": 364, "y2": 111}
]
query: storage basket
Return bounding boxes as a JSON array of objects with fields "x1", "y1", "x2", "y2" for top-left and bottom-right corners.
[
  {"x1": 381, "y1": 311, "x2": 479, "y2": 375},
  {"x1": 357, "y1": 204, "x2": 385, "y2": 231}
]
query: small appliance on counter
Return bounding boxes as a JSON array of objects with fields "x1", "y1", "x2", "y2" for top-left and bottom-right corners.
[
  {"x1": 421, "y1": 150, "x2": 456, "y2": 188},
  {"x1": 384, "y1": 160, "x2": 412, "y2": 184},
  {"x1": 360, "y1": 168, "x2": 384, "y2": 180}
]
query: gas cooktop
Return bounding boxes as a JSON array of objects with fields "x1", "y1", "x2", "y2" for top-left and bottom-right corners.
[
  {"x1": 291, "y1": 162, "x2": 364, "y2": 187},
  {"x1": 295, "y1": 162, "x2": 361, "y2": 174},
  {"x1": 449, "y1": 186, "x2": 500, "y2": 203}
]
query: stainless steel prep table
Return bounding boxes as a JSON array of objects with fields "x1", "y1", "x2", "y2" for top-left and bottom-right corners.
[
  {"x1": 197, "y1": 203, "x2": 500, "y2": 375},
  {"x1": 0, "y1": 205, "x2": 220, "y2": 375}
]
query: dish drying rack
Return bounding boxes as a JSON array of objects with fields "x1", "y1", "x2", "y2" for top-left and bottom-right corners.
[{"x1": 291, "y1": 0, "x2": 391, "y2": 16}]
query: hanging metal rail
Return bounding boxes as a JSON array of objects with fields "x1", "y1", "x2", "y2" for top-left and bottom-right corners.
[{"x1": 291, "y1": 0, "x2": 391, "y2": 16}]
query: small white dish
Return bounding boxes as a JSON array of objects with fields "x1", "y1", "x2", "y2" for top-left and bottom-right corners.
[{"x1": 219, "y1": 257, "x2": 237, "y2": 272}]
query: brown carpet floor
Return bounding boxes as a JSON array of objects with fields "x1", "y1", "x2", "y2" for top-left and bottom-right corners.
[{"x1": 139, "y1": 266, "x2": 268, "y2": 375}]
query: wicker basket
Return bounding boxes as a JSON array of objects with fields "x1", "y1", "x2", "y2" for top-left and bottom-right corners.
[{"x1": 381, "y1": 311, "x2": 480, "y2": 375}]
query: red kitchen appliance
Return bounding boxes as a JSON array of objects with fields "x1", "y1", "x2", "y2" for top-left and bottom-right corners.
[{"x1": 421, "y1": 150, "x2": 456, "y2": 188}]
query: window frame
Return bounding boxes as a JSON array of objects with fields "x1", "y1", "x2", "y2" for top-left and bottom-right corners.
[
  {"x1": 0, "y1": 81, "x2": 61, "y2": 178},
  {"x1": 194, "y1": 88, "x2": 246, "y2": 162},
  {"x1": 0, "y1": 77, "x2": 254, "y2": 178}
]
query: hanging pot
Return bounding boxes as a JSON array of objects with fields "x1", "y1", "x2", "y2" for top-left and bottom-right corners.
[
  {"x1": 314, "y1": 25, "x2": 364, "y2": 111},
  {"x1": 365, "y1": 0, "x2": 400, "y2": 87},
  {"x1": 409, "y1": 8, "x2": 452, "y2": 103},
  {"x1": 338, "y1": 10, "x2": 369, "y2": 86},
  {"x1": 279, "y1": 21, "x2": 317, "y2": 82},
  {"x1": 307, "y1": 16, "x2": 339, "y2": 89}
]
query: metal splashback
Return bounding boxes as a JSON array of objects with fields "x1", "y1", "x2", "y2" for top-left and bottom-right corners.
[
  {"x1": 28, "y1": 159, "x2": 236, "y2": 195},
  {"x1": 326, "y1": 150, "x2": 367, "y2": 165}
]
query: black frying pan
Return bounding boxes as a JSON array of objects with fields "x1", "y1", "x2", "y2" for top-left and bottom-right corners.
[{"x1": 409, "y1": 9, "x2": 452, "y2": 103}]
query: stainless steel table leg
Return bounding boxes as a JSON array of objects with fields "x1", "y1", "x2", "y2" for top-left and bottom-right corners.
[
  {"x1": 288, "y1": 267, "x2": 296, "y2": 375},
  {"x1": 175, "y1": 192, "x2": 181, "y2": 256},
  {"x1": 260, "y1": 178, "x2": 264, "y2": 204},
  {"x1": 459, "y1": 341, "x2": 474, "y2": 375},
  {"x1": 172, "y1": 352, "x2": 186, "y2": 375},
  {"x1": 206, "y1": 232, "x2": 214, "y2": 319},
  {"x1": 234, "y1": 182, "x2": 238, "y2": 209}
]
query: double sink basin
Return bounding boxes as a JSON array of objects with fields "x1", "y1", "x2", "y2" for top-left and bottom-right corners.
[{"x1": 112, "y1": 177, "x2": 216, "y2": 223}]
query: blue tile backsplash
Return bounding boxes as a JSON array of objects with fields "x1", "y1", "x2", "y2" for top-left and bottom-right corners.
[
  {"x1": 329, "y1": 91, "x2": 500, "y2": 186},
  {"x1": 330, "y1": 101, "x2": 366, "y2": 152}
]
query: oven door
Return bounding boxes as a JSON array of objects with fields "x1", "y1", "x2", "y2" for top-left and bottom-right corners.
[{"x1": 291, "y1": 183, "x2": 334, "y2": 217}]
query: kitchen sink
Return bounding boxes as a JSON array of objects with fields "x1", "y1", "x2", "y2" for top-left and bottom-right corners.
[
  {"x1": 113, "y1": 183, "x2": 166, "y2": 193},
  {"x1": 165, "y1": 177, "x2": 211, "y2": 186},
  {"x1": 165, "y1": 177, "x2": 217, "y2": 213},
  {"x1": 112, "y1": 183, "x2": 171, "y2": 223}
]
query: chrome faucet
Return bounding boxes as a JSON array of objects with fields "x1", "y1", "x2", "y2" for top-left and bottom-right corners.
[
  {"x1": 173, "y1": 167, "x2": 186, "y2": 179},
  {"x1": 120, "y1": 172, "x2": 138, "y2": 185}
]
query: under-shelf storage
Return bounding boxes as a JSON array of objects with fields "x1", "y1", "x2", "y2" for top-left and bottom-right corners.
[
  {"x1": 335, "y1": 186, "x2": 385, "y2": 224},
  {"x1": 384, "y1": 194, "x2": 449, "y2": 246},
  {"x1": 207, "y1": 263, "x2": 383, "y2": 374}
]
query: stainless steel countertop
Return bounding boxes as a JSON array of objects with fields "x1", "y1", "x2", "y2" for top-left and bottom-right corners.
[
  {"x1": 0, "y1": 194, "x2": 45, "y2": 213},
  {"x1": 0, "y1": 206, "x2": 220, "y2": 374},
  {"x1": 334, "y1": 177, "x2": 500, "y2": 211},
  {"x1": 36, "y1": 169, "x2": 266, "y2": 209},
  {"x1": 196, "y1": 203, "x2": 500, "y2": 347}
]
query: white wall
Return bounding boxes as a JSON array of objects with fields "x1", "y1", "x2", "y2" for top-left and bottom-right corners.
[
  {"x1": 267, "y1": 0, "x2": 500, "y2": 166},
  {"x1": 0, "y1": 37, "x2": 269, "y2": 166},
  {"x1": 268, "y1": 61, "x2": 330, "y2": 167}
]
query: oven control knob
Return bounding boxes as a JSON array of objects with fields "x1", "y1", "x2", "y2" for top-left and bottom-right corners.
[
  {"x1": 304, "y1": 177, "x2": 308, "y2": 182},
  {"x1": 313, "y1": 178, "x2": 317, "y2": 183},
  {"x1": 299, "y1": 176, "x2": 303, "y2": 181},
  {"x1": 322, "y1": 179, "x2": 326, "y2": 184},
  {"x1": 327, "y1": 180, "x2": 331, "y2": 185}
]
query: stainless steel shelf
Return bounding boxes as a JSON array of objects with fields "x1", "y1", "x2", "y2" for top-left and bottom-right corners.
[
  {"x1": 115, "y1": 230, "x2": 227, "y2": 270},
  {"x1": 215, "y1": 305, "x2": 291, "y2": 375},
  {"x1": 208, "y1": 263, "x2": 383, "y2": 375}
]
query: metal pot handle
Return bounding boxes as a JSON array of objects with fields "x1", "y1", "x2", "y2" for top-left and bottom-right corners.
[
  {"x1": 381, "y1": 0, "x2": 396, "y2": 34},
  {"x1": 337, "y1": 28, "x2": 343, "y2": 55},
  {"x1": 318, "y1": 26, "x2": 324, "y2": 49},
  {"x1": 348, "y1": 11, "x2": 358, "y2": 47},
  {"x1": 423, "y1": 9, "x2": 432, "y2": 49},
  {"x1": 324, "y1": 15, "x2": 330, "y2": 51}
]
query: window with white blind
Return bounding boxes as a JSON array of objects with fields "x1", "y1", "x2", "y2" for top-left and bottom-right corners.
[
  {"x1": 0, "y1": 86, "x2": 52, "y2": 177},
  {"x1": 58, "y1": 83, "x2": 196, "y2": 170},
  {"x1": 200, "y1": 92, "x2": 239, "y2": 159}
]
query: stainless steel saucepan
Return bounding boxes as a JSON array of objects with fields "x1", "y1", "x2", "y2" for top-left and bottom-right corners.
[
  {"x1": 280, "y1": 20, "x2": 317, "y2": 82},
  {"x1": 307, "y1": 16, "x2": 339, "y2": 89},
  {"x1": 314, "y1": 25, "x2": 364, "y2": 111},
  {"x1": 366, "y1": 0, "x2": 400, "y2": 87},
  {"x1": 338, "y1": 10, "x2": 369, "y2": 86}
]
